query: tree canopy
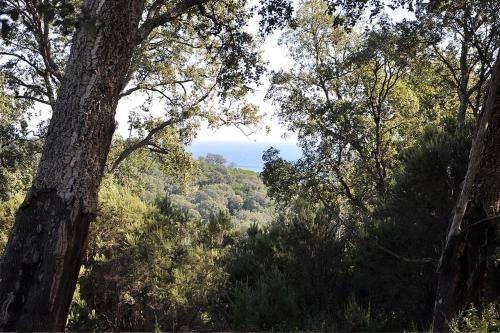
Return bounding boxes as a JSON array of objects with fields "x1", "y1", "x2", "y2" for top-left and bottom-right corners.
[{"x1": 0, "y1": 0, "x2": 498, "y2": 331}]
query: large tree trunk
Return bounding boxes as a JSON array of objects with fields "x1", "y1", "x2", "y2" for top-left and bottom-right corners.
[
  {"x1": 432, "y1": 55, "x2": 500, "y2": 331},
  {"x1": 0, "y1": 0, "x2": 144, "y2": 330}
]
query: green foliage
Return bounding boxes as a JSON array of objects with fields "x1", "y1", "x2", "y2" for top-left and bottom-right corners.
[
  {"x1": 0, "y1": 193, "x2": 22, "y2": 251},
  {"x1": 226, "y1": 198, "x2": 352, "y2": 331},
  {"x1": 1, "y1": 1, "x2": 499, "y2": 331},
  {"x1": 66, "y1": 266, "x2": 98, "y2": 331},
  {"x1": 261, "y1": 147, "x2": 301, "y2": 206},
  {"x1": 0, "y1": 78, "x2": 40, "y2": 201},
  {"x1": 264, "y1": 0, "x2": 454, "y2": 215},
  {"x1": 171, "y1": 154, "x2": 275, "y2": 229},
  {"x1": 68, "y1": 184, "x2": 231, "y2": 331},
  {"x1": 63, "y1": 118, "x2": 480, "y2": 332},
  {"x1": 450, "y1": 303, "x2": 500, "y2": 333},
  {"x1": 88, "y1": 176, "x2": 154, "y2": 258},
  {"x1": 230, "y1": 268, "x2": 298, "y2": 331},
  {"x1": 343, "y1": 295, "x2": 381, "y2": 332},
  {"x1": 0, "y1": 78, "x2": 41, "y2": 253},
  {"x1": 66, "y1": 159, "x2": 274, "y2": 331},
  {"x1": 108, "y1": 131, "x2": 199, "y2": 197}
]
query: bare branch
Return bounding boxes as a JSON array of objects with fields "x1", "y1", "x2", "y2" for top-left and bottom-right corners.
[
  {"x1": 0, "y1": 52, "x2": 46, "y2": 76},
  {"x1": 433, "y1": 46, "x2": 461, "y2": 86},
  {"x1": 375, "y1": 240, "x2": 438, "y2": 265},
  {"x1": 11, "y1": 94, "x2": 51, "y2": 105}
]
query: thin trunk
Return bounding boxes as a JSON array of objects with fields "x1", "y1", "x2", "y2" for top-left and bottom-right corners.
[
  {"x1": 457, "y1": 86, "x2": 468, "y2": 123},
  {"x1": 0, "y1": 0, "x2": 144, "y2": 330},
  {"x1": 432, "y1": 54, "x2": 500, "y2": 331},
  {"x1": 457, "y1": 15, "x2": 470, "y2": 123}
]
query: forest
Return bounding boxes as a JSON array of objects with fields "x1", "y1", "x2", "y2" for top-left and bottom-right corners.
[{"x1": 0, "y1": 0, "x2": 499, "y2": 331}]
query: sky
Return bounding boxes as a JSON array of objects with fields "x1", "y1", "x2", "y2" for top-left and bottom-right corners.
[{"x1": 193, "y1": 18, "x2": 295, "y2": 143}]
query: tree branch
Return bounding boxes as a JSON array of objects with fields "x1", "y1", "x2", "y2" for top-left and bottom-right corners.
[
  {"x1": 110, "y1": 118, "x2": 176, "y2": 173},
  {"x1": 375, "y1": 240, "x2": 438, "y2": 265},
  {"x1": 136, "y1": 0, "x2": 209, "y2": 44}
]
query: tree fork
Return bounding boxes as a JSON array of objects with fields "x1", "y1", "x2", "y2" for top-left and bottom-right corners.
[
  {"x1": 0, "y1": 0, "x2": 144, "y2": 330},
  {"x1": 432, "y1": 55, "x2": 500, "y2": 331}
]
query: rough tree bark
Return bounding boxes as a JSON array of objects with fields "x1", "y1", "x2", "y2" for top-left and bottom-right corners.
[
  {"x1": 432, "y1": 54, "x2": 500, "y2": 331},
  {"x1": 0, "y1": 0, "x2": 209, "y2": 328},
  {"x1": 0, "y1": 0, "x2": 145, "y2": 330}
]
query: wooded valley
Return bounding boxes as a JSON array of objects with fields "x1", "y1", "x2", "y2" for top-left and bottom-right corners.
[{"x1": 0, "y1": 0, "x2": 498, "y2": 331}]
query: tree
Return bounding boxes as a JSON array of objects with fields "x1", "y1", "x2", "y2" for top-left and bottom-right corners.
[
  {"x1": 69, "y1": 193, "x2": 231, "y2": 331},
  {"x1": 63, "y1": 154, "x2": 273, "y2": 331},
  {"x1": 0, "y1": 1, "x2": 147, "y2": 329},
  {"x1": 226, "y1": 197, "x2": 352, "y2": 331},
  {"x1": 0, "y1": 0, "x2": 262, "y2": 330},
  {"x1": 415, "y1": 0, "x2": 500, "y2": 122},
  {"x1": 432, "y1": 54, "x2": 500, "y2": 331},
  {"x1": 265, "y1": 0, "x2": 434, "y2": 215},
  {"x1": 263, "y1": 0, "x2": 499, "y2": 328},
  {"x1": 0, "y1": 0, "x2": 264, "y2": 174},
  {"x1": 351, "y1": 120, "x2": 473, "y2": 330}
]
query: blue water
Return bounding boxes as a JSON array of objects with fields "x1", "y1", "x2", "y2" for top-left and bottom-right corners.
[{"x1": 187, "y1": 141, "x2": 302, "y2": 172}]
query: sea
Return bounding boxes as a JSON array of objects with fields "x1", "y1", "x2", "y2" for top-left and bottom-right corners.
[{"x1": 186, "y1": 141, "x2": 302, "y2": 173}]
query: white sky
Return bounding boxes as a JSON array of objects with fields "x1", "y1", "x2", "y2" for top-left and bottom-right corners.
[{"x1": 194, "y1": 31, "x2": 295, "y2": 143}]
